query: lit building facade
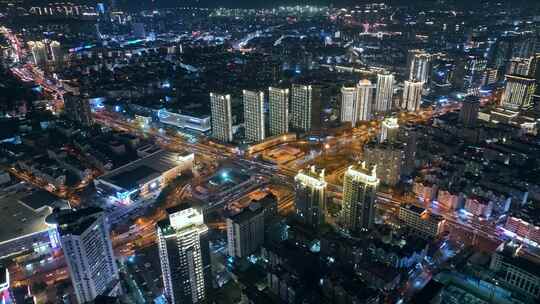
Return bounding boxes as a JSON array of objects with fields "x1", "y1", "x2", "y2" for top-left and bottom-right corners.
[
  {"x1": 50, "y1": 208, "x2": 119, "y2": 304},
  {"x1": 340, "y1": 85, "x2": 358, "y2": 126},
  {"x1": 94, "y1": 150, "x2": 193, "y2": 205},
  {"x1": 49, "y1": 40, "x2": 63, "y2": 63},
  {"x1": 157, "y1": 205, "x2": 211, "y2": 304},
  {"x1": 500, "y1": 75, "x2": 536, "y2": 110},
  {"x1": 504, "y1": 217, "x2": 540, "y2": 245},
  {"x1": 341, "y1": 162, "x2": 379, "y2": 233},
  {"x1": 210, "y1": 93, "x2": 233, "y2": 142},
  {"x1": 490, "y1": 242, "x2": 540, "y2": 300},
  {"x1": 243, "y1": 90, "x2": 265, "y2": 142},
  {"x1": 356, "y1": 79, "x2": 374, "y2": 122},
  {"x1": 290, "y1": 84, "x2": 321, "y2": 132},
  {"x1": 295, "y1": 166, "x2": 327, "y2": 229},
  {"x1": 436, "y1": 189, "x2": 463, "y2": 212},
  {"x1": 375, "y1": 73, "x2": 394, "y2": 113},
  {"x1": 464, "y1": 196, "x2": 493, "y2": 219},
  {"x1": 401, "y1": 81, "x2": 423, "y2": 112},
  {"x1": 408, "y1": 51, "x2": 431, "y2": 83},
  {"x1": 380, "y1": 117, "x2": 399, "y2": 143},
  {"x1": 364, "y1": 143, "x2": 404, "y2": 187},
  {"x1": 28, "y1": 41, "x2": 48, "y2": 66},
  {"x1": 226, "y1": 205, "x2": 265, "y2": 258},
  {"x1": 507, "y1": 57, "x2": 533, "y2": 77},
  {"x1": 398, "y1": 204, "x2": 445, "y2": 238},
  {"x1": 268, "y1": 87, "x2": 289, "y2": 136}
]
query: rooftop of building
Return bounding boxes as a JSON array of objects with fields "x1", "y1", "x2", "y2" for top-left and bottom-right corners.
[
  {"x1": 19, "y1": 189, "x2": 67, "y2": 212},
  {"x1": 228, "y1": 204, "x2": 265, "y2": 223},
  {"x1": 47, "y1": 207, "x2": 104, "y2": 236},
  {"x1": 498, "y1": 242, "x2": 540, "y2": 277},
  {"x1": 0, "y1": 192, "x2": 53, "y2": 245},
  {"x1": 402, "y1": 203, "x2": 426, "y2": 215},
  {"x1": 97, "y1": 149, "x2": 192, "y2": 191}
]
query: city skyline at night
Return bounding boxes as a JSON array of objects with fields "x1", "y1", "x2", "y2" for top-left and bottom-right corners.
[{"x1": 0, "y1": 0, "x2": 539, "y2": 303}]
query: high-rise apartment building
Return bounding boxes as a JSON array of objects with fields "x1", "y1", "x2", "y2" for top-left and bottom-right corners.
[
  {"x1": 49, "y1": 208, "x2": 119, "y2": 304},
  {"x1": 460, "y1": 95, "x2": 480, "y2": 128},
  {"x1": 507, "y1": 57, "x2": 534, "y2": 77},
  {"x1": 210, "y1": 93, "x2": 233, "y2": 142},
  {"x1": 401, "y1": 80, "x2": 423, "y2": 112},
  {"x1": 49, "y1": 40, "x2": 63, "y2": 64},
  {"x1": 380, "y1": 117, "x2": 399, "y2": 143},
  {"x1": 226, "y1": 205, "x2": 265, "y2": 258},
  {"x1": 399, "y1": 124, "x2": 418, "y2": 176},
  {"x1": 268, "y1": 87, "x2": 289, "y2": 136},
  {"x1": 340, "y1": 85, "x2": 358, "y2": 126},
  {"x1": 463, "y1": 56, "x2": 487, "y2": 95},
  {"x1": 63, "y1": 93, "x2": 93, "y2": 126},
  {"x1": 243, "y1": 90, "x2": 265, "y2": 142},
  {"x1": 409, "y1": 51, "x2": 431, "y2": 83},
  {"x1": 500, "y1": 75, "x2": 536, "y2": 110},
  {"x1": 364, "y1": 142, "x2": 404, "y2": 187},
  {"x1": 157, "y1": 205, "x2": 211, "y2": 304},
  {"x1": 375, "y1": 73, "x2": 394, "y2": 113},
  {"x1": 294, "y1": 166, "x2": 327, "y2": 229},
  {"x1": 341, "y1": 162, "x2": 379, "y2": 233},
  {"x1": 28, "y1": 41, "x2": 48, "y2": 66},
  {"x1": 290, "y1": 84, "x2": 321, "y2": 132},
  {"x1": 356, "y1": 79, "x2": 374, "y2": 122}
]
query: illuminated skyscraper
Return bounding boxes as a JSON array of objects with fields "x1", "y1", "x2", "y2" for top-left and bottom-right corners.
[
  {"x1": 290, "y1": 84, "x2": 321, "y2": 132},
  {"x1": 340, "y1": 85, "x2": 358, "y2": 126},
  {"x1": 49, "y1": 208, "x2": 119, "y2": 304},
  {"x1": 49, "y1": 40, "x2": 63, "y2": 63},
  {"x1": 462, "y1": 55, "x2": 487, "y2": 95},
  {"x1": 507, "y1": 57, "x2": 533, "y2": 77},
  {"x1": 157, "y1": 205, "x2": 211, "y2": 304},
  {"x1": 407, "y1": 49, "x2": 424, "y2": 77},
  {"x1": 380, "y1": 117, "x2": 399, "y2": 143},
  {"x1": 409, "y1": 51, "x2": 431, "y2": 83},
  {"x1": 482, "y1": 68, "x2": 498, "y2": 86},
  {"x1": 500, "y1": 75, "x2": 536, "y2": 110},
  {"x1": 295, "y1": 166, "x2": 327, "y2": 229},
  {"x1": 28, "y1": 41, "x2": 48, "y2": 66},
  {"x1": 460, "y1": 95, "x2": 480, "y2": 128},
  {"x1": 243, "y1": 90, "x2": 265, "y2": 142},
  {"x1": 375, "y1": 73, "x2": 394, "y2": 113},
  {"x1": 268, "y1": 87, "x2": 289, "y2": 136},
  {"x1": 401, "y1": 80, "x2": 423, "y2": 112},
  {"x1": 341, "y1": 162, "x2": 379, "y2": 233},
  {"x1": 210, "y1": 93, "x2": 233, "y2": 142},
  {"x1": 356, "y1": 79, "x2": 374, "y2": 122}
]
